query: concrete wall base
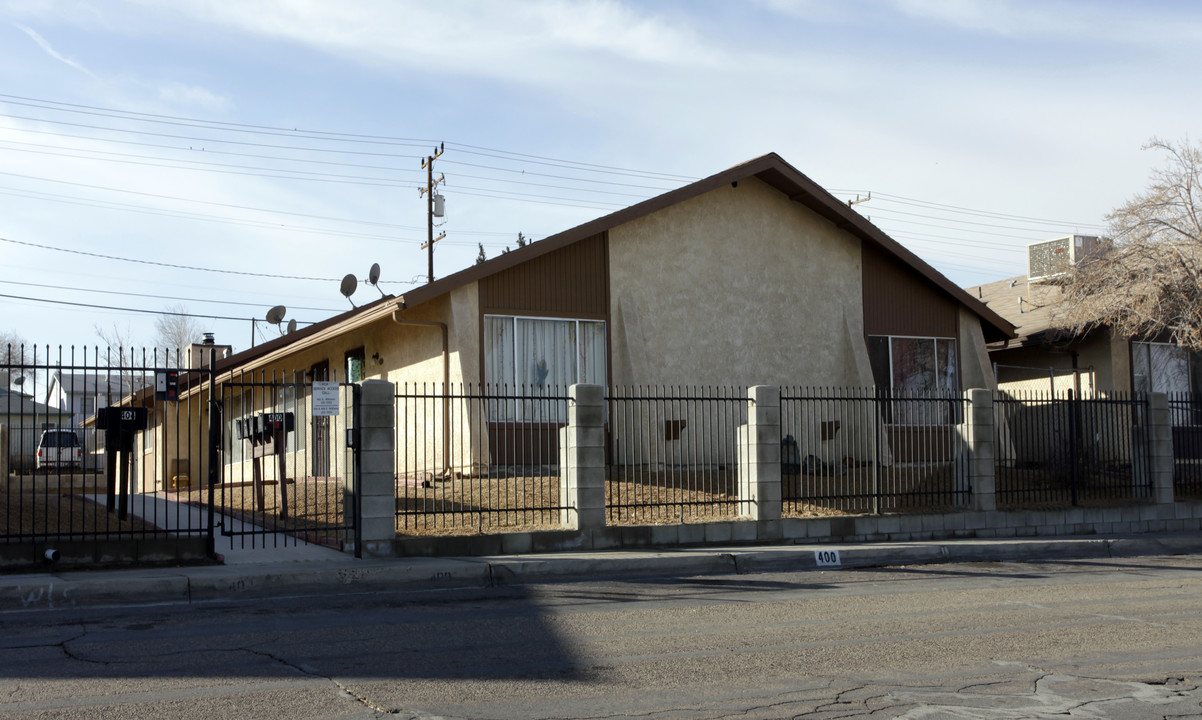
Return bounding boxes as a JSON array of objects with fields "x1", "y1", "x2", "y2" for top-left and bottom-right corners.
[{"x1": 370, "y1": 502, "x2": 1202, "y2": 557}]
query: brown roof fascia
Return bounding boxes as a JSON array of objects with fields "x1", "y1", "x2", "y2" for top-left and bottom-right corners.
[
  {"x1": 392, "y1": 152, "x2": 1013, "y2": 341},
  {"x1": 206, "y1": 293, "x2": 398, "y2": 377}
]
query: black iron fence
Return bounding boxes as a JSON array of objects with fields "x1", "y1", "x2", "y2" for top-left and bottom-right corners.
[
  {"x1": 1167, "y1": 393, "x2": 1202, "y2": 498},
  {"x1": 1, "y1": 346, "x2": 212, "y2": 544},
  {"x1": 216, "y1": 369, "x2": 357, "y2": 550},
  {"x1": 994, "y1": 390, "x2": 1150, "y2": 506},
  {"x1": 780, "y1": 388, "x2": 971, "y2": 515},
  {"x1": 394, "y1": 383, "x2": 570, "y2": 535},
  {"x1": 606, "y1": 386, "x2": 749, "y2": 524}
]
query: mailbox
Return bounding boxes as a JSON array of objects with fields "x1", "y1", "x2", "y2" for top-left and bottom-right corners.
[
  {"x1": 95, "y1": 406, "x2": 148, "y2": 432},
  {"x1": 96, "y1": 407, "x2": 147, "y2": 454},
  {"x1": 235, "y1": 417, "x2": 252, "y2": 440},
  {"x1": 258, "y1": 412, "x2": 295, "y2": 435}
]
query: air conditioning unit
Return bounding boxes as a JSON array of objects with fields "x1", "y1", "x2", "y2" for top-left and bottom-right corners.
[{"x1": 1028, "y1": 235, "x2": 1101, "y2": 282}]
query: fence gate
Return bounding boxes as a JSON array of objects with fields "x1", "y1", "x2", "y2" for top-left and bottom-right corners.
[{"x1": 213, "y1": 371, "x2": 360, "y2": 553}]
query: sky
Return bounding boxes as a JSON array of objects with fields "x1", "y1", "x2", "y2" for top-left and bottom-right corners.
[{"x1": 1, "y1": 0, "x2": 1200, "y2": 365}]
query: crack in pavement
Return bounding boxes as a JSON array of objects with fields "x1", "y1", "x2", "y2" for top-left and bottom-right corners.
[{"x1": 238, "y1": 646, "x2": 430, "y2": 717}]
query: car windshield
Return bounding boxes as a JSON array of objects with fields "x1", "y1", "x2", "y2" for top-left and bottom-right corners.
[{"x1": 42, "y1": 432, "x2": 78, "y2": 448}]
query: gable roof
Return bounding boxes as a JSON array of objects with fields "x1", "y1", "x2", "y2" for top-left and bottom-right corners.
[
  {"x1": 397, "y1": 152, "x2": 1014, "y2": 342},
  {"x1": 211, "y1": 152, "x2": 1015, "y2": 376}
]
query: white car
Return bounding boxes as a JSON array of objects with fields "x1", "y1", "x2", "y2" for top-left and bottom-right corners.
[{"x1": 36, "y1": 429, "x2": 82, "y2": 471}]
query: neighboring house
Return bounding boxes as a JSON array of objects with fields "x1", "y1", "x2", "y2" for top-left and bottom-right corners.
[
  {"x1": 1, "y1": 389, "x2": 72, "y2": 473},
  {"x1": 966, "y1": 234, "x2": 1202, "y2": 400},
  {"x1": 135, "y1": 152, "x2": 1015, "y2": 490},
  {"x1": 45, "y1": 372, "x2": 145, "y2": 430},
  {"x1": 967, "y1": 235, "x2": 1202, "y2": 468},
  {"x1": 46, "y1": 372, "x2": 150, "y2": 470}
]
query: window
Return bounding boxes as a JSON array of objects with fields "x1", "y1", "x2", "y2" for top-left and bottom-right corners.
[
  {"x1": 1132, "y1": 341, "x2": 1202, "y2": 425},
  {"x1": 484, "y1": 315, "x2": 606, "y2": 421},
  {"x1": 345, "y1": 347, "x2": 365, "y2": 384},
  {"x1": 868, "y1": 336, "x2": 959, "y2": 424}
]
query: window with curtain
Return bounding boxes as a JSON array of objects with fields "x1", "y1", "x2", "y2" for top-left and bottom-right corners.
[
  {"x1": 868, "y1": 335, "x2": 959, "y2": 425},
  {"x1": 485, "y1": 315, "x2": 606, "y2": 421},
  {"x1": 1133, "y1": 341, "x2": 1202, "y2": 426}
]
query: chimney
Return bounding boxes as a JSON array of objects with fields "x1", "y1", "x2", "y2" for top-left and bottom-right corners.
[{"x1": 187, "y1": 334, "x2": 231, "y2": 369}]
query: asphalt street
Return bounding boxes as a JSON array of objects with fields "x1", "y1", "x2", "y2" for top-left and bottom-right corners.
[{"x1": 2, "y1": 555, "x2": 1202, "y2": 719}]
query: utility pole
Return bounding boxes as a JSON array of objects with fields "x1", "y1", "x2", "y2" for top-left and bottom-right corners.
[{"x1": 420, "y1": 142, "x2": 446, "y2": 284}]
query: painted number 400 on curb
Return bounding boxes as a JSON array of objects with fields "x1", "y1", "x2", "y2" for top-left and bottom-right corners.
[{"x1": 814, "y1": 549, "x2": 842, "y2": 567}]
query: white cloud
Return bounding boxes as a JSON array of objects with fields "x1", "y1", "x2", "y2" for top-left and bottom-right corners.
[
  {"x1": 155, "y1": 83, "x2": 229, "y2": 112},
  {"x1": 132, "y1": 0, "x2": 725, "y2": 83},
  {"x1": 13, "y1": 22, "x2": 96, "y2": 77}
]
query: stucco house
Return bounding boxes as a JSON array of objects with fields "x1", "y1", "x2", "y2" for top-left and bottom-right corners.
[
  {"x1": 134, "y1": 152, "x2": 1015, "y2": 491},
  {"x1": 967, "y1": 234, "x2": 1202, "y2": 400}
]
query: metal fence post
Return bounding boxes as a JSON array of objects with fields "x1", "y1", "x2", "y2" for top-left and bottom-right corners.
[
  {"x1": 356, "y1": 379, "x2": 397, "y2": 555},
  {"x1": 965, "y1": 388, "x2": 996, "y2": 512},
  {"x1": 737, "y1": 385, "x2": 781, "y2": 521},
  {"x1": 560, "y1": 384, "x2": 605, "y2": 531},
  {"x1": 1147, "y1": 392, "x2": 1174, "y2": 504},
  {"x1": 0, "y1": 423, "x2": 7, "y2": 481}
]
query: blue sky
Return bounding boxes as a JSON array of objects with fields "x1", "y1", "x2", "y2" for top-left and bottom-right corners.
[{"x1": 1, "y1": 0, "x2": 1200, "y2": 359}]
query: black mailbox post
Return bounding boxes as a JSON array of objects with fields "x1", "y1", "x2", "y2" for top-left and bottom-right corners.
[
  {"x1": 96, "y1": 406, "x2": 148, "y2": 521},
  {"x1": 240, "y1": 412, "x2": 295, "y2": 519}
]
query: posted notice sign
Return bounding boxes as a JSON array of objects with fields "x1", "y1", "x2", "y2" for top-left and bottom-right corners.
[{"x1": 312, "y1": 381, "x2": 340, "y2": 416}]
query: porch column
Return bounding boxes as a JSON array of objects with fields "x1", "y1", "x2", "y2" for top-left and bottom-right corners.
[
  {"x1": 1147, "y1": 392, "x2": 1174, "y2": 504},
  {"x1": 738, "y1": 385, "x2": 781, "y2": 521},
  {"x1": 357, "y1": 379, "x2": 397, "y2": 553},
  {"x1": 559, "y1": 384, "x2": 606, "y2": 531},
  {"x1": 965, "y1": 388, "x2": 996, "y2": 512}
]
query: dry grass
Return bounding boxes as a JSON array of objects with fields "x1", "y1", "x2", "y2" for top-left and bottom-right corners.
[
  {"x1": 179, "y1": 477, "x2": 349, "y2": 544},
  {"x1": 1, "y1": 475, "x2": 156, "y2": 538}
]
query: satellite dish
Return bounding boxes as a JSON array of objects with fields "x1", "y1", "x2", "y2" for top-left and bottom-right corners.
[
  {"x1": 266, "y1": 305, "x2": 287, "y2": 325},
  {"x1": 340, "y1": 273, "x2": 358, "y2": 307},
  {"x1": 286, "y1": 319, "x2": 297, "y2": 334},
  {"x1": 368, "y1": 262, "x2": 386, "y2": 297}
]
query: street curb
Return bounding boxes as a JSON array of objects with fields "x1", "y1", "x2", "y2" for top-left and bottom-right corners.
[{"x1": 4, "y1": 533, "x2": 1202, "y2": 612}]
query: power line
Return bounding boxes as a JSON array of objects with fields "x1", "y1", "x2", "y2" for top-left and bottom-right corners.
[
  {"x1": 0, "y1": 169, "x2": 414, "y2": 229},
  {"x1": 0, "y1": 236, "x2": 344, "y2": 281},
  {"x1": 0, "y1": 279, "x2": 343, "y2": 313},
  {"x1": 0, "y1": 93, "x2": 697, "y2": 182},
  {"x1": 0, "y1": 291, "x2": 318, "y2": 324}
]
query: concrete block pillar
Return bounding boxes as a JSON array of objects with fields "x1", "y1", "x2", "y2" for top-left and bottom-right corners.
[
  {"x1": 737, "y1": 385, "x2": 781, "y2": 521},
  {"x1": 357, "y1": 379, "x2": 397, "y2": 550},
  {"x1": 964, "y1": 388, "x2": 996, "y2": 512},
  {"x1": 1147, "y1": 392, "x2": 1174, "y2": 504},
  {"x1": 560, "y1": 384, "x2": 607, "y2": 531}
]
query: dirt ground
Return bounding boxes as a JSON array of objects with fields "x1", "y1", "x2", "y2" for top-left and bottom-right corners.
[
  {"x1": 0, "y1": 475, "x2": 155, "y2": 538},
  {"x1": 4, "y1": 461, "x2": 1171, "y2": 540}
]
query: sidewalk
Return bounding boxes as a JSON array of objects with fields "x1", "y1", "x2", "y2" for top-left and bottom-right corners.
[{"x1": 4, "y1": 523, "x2": 1201, "y2": 613}]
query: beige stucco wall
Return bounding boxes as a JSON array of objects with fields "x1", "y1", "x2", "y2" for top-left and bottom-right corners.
[
  {"x1": 608, "y1": 177, "x2": 868, "y2": 388},
  {"x1": 958, "y1": 306, "x2": 997, "y2": 391},
  {"x1": 139, "y1": 286, "x2": 487, "y2": 490},
  {"x1": 607, "y1": 177, "x2": 876, "y2": 465}
]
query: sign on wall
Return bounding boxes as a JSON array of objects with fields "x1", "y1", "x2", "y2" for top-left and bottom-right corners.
[{"x1": 312, "y1": 381, "x2": 340, "y2": 416}]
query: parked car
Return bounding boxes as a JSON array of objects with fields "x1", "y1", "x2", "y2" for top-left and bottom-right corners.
[{"x1": 36, "y1": 429, "x2": 82, "y2": 471}]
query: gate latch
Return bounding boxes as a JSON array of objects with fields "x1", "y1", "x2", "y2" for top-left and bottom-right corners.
[{"x1": 346, "y1": 428, "x2": 359, "y2": 449}]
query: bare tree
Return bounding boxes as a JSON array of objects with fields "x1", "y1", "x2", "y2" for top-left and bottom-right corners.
[
  {"x1": 1057, "y1": 138, "x2": 1202, "y2": 349},
  {"x1": 154, "y1": 304, "x2": 203, "y2": 363},
  {"x1": 94, "y1": 322, "x2": 138, "y2": 364}
]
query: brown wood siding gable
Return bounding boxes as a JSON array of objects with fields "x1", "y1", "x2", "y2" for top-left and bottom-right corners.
[
  {"x1": 478, "y1": 232, "x2": 609, "y2": 318},
  {"x1": 861, "y1": 244, "x2": 959, "y2": 339}
]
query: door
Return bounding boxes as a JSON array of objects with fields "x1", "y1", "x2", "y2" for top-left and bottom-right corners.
[{"x1": 310, "y1": 360, "x2": 331, "y2": 477}]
